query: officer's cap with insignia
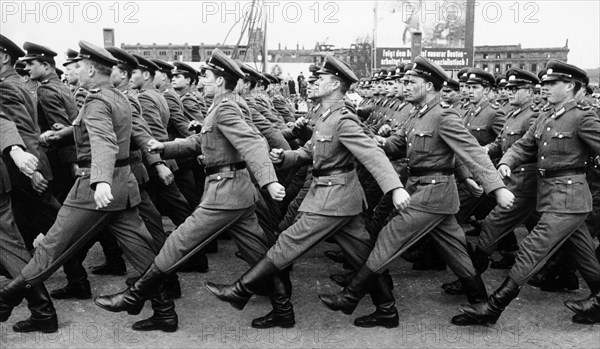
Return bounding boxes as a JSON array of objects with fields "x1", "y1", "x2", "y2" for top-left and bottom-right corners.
[
  {"x1": 105, "y1": 46, "x2": 138, "y2": 71},
  {"x1": 132, "y1": 54, "x2": 159, "y2": 73},
  {"x1": 315, "y1": 54, "x2": 359, "y2": 84},
  {"x1": 62, "y1": 48, "x2": 79, "y2": 67},
  {"x1": 236, "y1": 61, "x2": 264, "y2": 82},
  {"x1": 457, "y1": 67, "x2": 470, "y2": 83},
  {"x1": 0, "y1": 34, "x2": 26, "y2": 62},
  {"x1": 495, "y1": 73, "x2": 507, "y2": 88},
  {"x1": 307, "y1": 64, "x2": 320, "y2": 83},
  {"x1": 384, "y1": 68, "x2": 396, "y2": 81},
  {"x1": 370, "y1": 71, "x2": 379, "y2": 82},
  {"x1": 505, "y1": 68, "x2": 540, "y2": 88},
  {"x1": 375, "y1": 69, "x2": 387, "y2": 81},
  {"x1": 442, "y1": 78, "x2": 460, "y2": 91},
  {"x1": 151, "y1": 59, "x2": 175, "y2": 77},
  {"x1": 263, "y1": 73, "x2": 279, "y2": 84},
  {"x1": 71, "y1": 40, "x2": 117, "y2": 68},
  {"x1": 15, "y1": 61, "x2": 28, "y2": 76},
  {"x1": 391, "y1": 64, "x2": 405, "y2": 79},
  {"x1": 542, "y1": 60, "x2": 587, "y2": 84},
  {"x1": 204, "y1": 48, "x2": 245, "y2": 80},
  {"x1": 21, "y1": 42, "x2": 57, "y2": 63},
  {"x1": 404, "y1": 56, "x2": 448, "y2": 88},
  {"x1": 466, "y1": 68, "x2": 495, "y2": 87},
  {"x1": 172, "y1": 62, "x2": 198, "y2": 84}
]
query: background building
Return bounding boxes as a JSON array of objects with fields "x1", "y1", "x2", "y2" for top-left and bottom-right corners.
[{"x1": 474, "y1": 42, "x2": 570, "y2": 74}]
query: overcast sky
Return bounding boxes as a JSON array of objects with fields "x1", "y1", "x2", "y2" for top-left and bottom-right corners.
[{"x1": 3, "y1": 0, "x2": 599, "y2": 68}]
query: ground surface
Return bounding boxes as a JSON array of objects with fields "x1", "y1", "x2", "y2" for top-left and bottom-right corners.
[{"x1": 1, "y1": 223, "x2": 599, "y2": 348}]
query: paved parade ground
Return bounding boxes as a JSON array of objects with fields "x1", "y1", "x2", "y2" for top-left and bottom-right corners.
[{"x1": 1, "y1": 224, "x2": 598, "y2": 349}]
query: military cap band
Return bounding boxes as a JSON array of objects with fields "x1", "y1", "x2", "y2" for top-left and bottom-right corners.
[
  {"x1": 72, "y1": 41, "x2": 117, "y2": 68},
  {"x1": 542, "y1": 60, "x2": 587, "y2": 84},
  {"x1": 316, "y1": 54, "x2": 358, "y2": 83},
  {"x1": 0, "y1": 34, "x2": 26, "y2": 59}
]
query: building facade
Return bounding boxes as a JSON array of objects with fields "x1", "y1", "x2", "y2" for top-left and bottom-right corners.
[{"x1": 473, "y1": 42, "x2": 570, "y2": 75}]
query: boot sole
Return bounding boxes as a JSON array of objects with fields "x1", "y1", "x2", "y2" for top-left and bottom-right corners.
[
  {"x1": 93, "y1": 299, "x2": 143, "y2": 315},
  {"x1": 204, "y1": 284, "x2": 246, "y2": 310},
  {"x1": 318, "y1": 297, "x2": 355, "y2": 315},
  {"x1": 251, "y1": 320, "x2": 296, "y2": 329},
  {"x1": 354, "y1": 320, "x2": 399, "y2": 328},
  {"x1": 132, "y1": 325, "x2": 178, "y2": 332}
]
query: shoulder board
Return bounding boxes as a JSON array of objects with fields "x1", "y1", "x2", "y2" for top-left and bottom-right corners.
[
  {"x1": 489, "y1": 103, "x2": 500, "y2": 110},
  {"x1": 341, "y1": 107, "x2": 349, "y2": 115},
  {"x1": 0, "y1": 77, "x2": 5, "y2": 82},
  {"x1": 542, "y1": 105, "x2": 553, "y2": 112},
  {"x1": 577, "y1": 103, "x2": 591, "y2": 111},
  {"x1": 222, "y1": 97, "x2": 229, "y2": 102},
  {"x1": 440, "y1": 101, "x2": 450, "y2": 108},
  {"x1": 88, "y1": 88, "x2": 101, "y2": 93},
  {"x1": 530, "y1": 105, "x2": 540, "y2": 112},
  {"x1": 41, "y1": 79, "x2": 49, "y2": 84}
]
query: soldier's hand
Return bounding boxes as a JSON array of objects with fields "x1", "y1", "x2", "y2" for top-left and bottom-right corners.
[
  {"x1": 9, "y1": 147, "x2": 38, "y2": 177},
  {"x1": 39, "y1": 130, "x2": 55, "y2": 146},
  {"x1": 30, "y1": 171, "x2": 49, "y2": 195},
  {"x1": 463, "y1": 178, "x2": 484, "y2": 198},
  {"x1": 155, "y1": 163, "x2": 174, "y2": 186},
  {"x1": 373, "y1": 135, "x2": 387, "y2": 147},
  {"x1": 94, "y1": 182, "x2": 114, "y2": 209},
  {"x1": 392, "y1": 188, "x2": 411, "y2": 211},
  {"x1": 482, "y1": 146, "x2": 489, "y2": 154},
  {"x1": 378, "y1": 124, "x2": 392, "y2": 137},
  {"x1": 286, "y1": 121, "x2": 296, "y2": 129},
  {"x1": 52, "y1": 123, "x2": 67, "y2": 131},
  {"x1": 266, "y1": 182, "x2": 286, "y2": 202},
  {"x1": 493, "y1": 188, "x2": 515, "y2": 210},
  {"x1": 147, "y1": 139, "x2": 165, "y2": 154},
  {"x1": 498, "y1": 164, "x2": 512, "y2": 179},
  {"x1": 188, "y1": 120, "x2": 202, "y2": 133},
  {"x1": 295, "y1": 117, "x2": 308, "y2": 128},
  {"x1": 269, "y1": 148, "x2": 285, "y2": 164}
]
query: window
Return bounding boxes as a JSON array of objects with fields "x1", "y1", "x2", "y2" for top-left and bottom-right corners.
[
  {"x1": 531, "y1": 63, "x2": 538, "y2": 72},
  {"x1": 143, "y1": 51, "x2": 151, "y2": 56},
  {"x1": 239, "y1": 50, "x2": 246, "y2": 56},
  {"x1": 224, "y1": 50, "x2": 232, "y2": 56},
  {"x1": 505, "y1": 64, "x2": 511, "y2": 70},
  {"x1": 483, "y1": 53, "x2": 488, "y2": 59},
  {"x1": 175, "y1": 51, "x2": 182, "y2": 57},
  {"x1": 205, "y1": 50, "x2": 212, "y2": 57},
  {"x1": 494, "y1": 64, "x2": 501, "y2": 73},
  {"x1": 482, "y1": 64, "x2": 488, "y2": 71},
  {"x1": 520, "y1": 63, "x2": 526, "y2": 69},
  {"x1": 159, "y1": 50, "x2": 166, "y2": 56},
  {"x1": 507, "y1": 53, "x2": 512, "y2": 59},
  {"x1": 495, "y1": 53, "x2": 501, "y2": 59}
]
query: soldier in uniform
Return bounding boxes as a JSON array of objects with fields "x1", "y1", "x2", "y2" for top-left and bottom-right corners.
[
  {"x1": 171, "y1": 62, "x2": 205, "y2": 126},
  {"x1": 0, "y1": 112, "x2": 58, "y2": 333},
  {"x1": 205, "y1": 54, "x2": 404, "y2": 329},
  {"x1": 0, "y1": 41, "x2": 165, "y2": 331},
  {"x1": 63, "y1": 48, "x2": 88, "y2": 110},
  {"x1": 95, "y1": 49, "x2": 294, "y2": 330},
  {"x1": 495, "y1": 75, "x2": 511, "y2": 113},
  {"x1": 441, "y1": 78, "x2": 462, "y2": 109},
  {"x1": 452, "y1": 60, "x2": 600, "y2": 326},
  {"x1": 22, "y1": 42, "x2": 78, "y2": 204},
  {"x1": 14, "y1": 60, "x2": 38, "y2": 99},
  {"x1": 318, "y1": 56, "x2": 514, "y2": 325},
  {"x1": 457, "y1": 67, "x2": 471, "y2": 111},
  {"x1": 443, "y1": 68, "x2": 542, "y2": 295}
]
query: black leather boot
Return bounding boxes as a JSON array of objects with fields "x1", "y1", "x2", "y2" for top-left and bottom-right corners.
[
  {"x1": 461, "y1": 275, "x2": 488, "y2": 304},
  {"x1": 0, "y1": 275, "x2": 27, "y2": 322},
  {"x1": 331, "y1": 269, "x2": 394, "y2": 290},
  {"x1": 205, "y1": 258, "x2": 280, "y2": 310},
  {"x1": 564, "y1": 290, "x2": 600, "y2": 324},
  {"x1": 442, "y1": 247, "x2": 489, "y2": 295},
  {"x1": 251, "y1": 272, "x2": 295, "y2": 329},
  {"x1": 177, "y1": 253, "x2": 209, "y2": 273},
  {"x1": 50, "y1": 279, "x2": 91, "y2": 300},
  {"x1": 354, "y1": 273, "x2": 398, "y2": 328},
  {"x1": 540, "y1": 273, "x2": 579, "y2": 292},
  {"x1": 94, "y1": 263, "x2": 165, "y2": 315},
  {"x1": 319, "y1": 265, "x2": 376, "y2": 315},
  {"x1": 132, "y1": 291, "x2": 178, "y2": 332},
  {"x1": 13, "y1": 284, "x2": 58, "y2": 333},
  {"x1": 165, "y1": 273, "x2": 182, "y2": 300},
  {"x1": 490, "y1": 250, "x2": 516, "y2": 269},
  {"x1": 451, "y1": 277, "x2": 520, "y2": 326}
]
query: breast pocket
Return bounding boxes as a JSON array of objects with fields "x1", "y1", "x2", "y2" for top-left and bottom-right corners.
[
  {"x1": 412, "y1": 131, "x2": 433, "y2": 153},
  {"x1": 550, "y1": 131, "x2": 573, "y2": 155},
  {"x1": 504, "y1": 129, "x2": 524, "y2": 146},
  {"x1": 315, "y1": 134, "x2": 333, "y2": 155},
  {"x1": 314, "y1": 175, "x2": 346, "y2": 210},
  {"x1": 201, "y1": 125, "x2": 215, "y2": 150}
]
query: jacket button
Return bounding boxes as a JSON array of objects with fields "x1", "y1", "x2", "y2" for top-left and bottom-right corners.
[
  {"x1": 567, "y1": 180, "x2": 572, "y2": 184},
  {"x1": 217, "y1": 175, "x2": 221, "y2": 180},
  {"x1": 431, "y1": 179, "x2": 436, "y2": 184},
  {"x1": 419, "y1": 133, "x2": 424, "y2": 136},
  {"x1": 544, "y1": 142, "x2": 548, "y2": 146},
  {"x1": 558, "y1": 135, "x2": 563, "y2": 139},
  {"x1": 547, "y1": 127, "x2": 551, "y2": 131},
  {"x1": 476, "y1": 127, "x2": 481, "y2": 131},
  {"x1": 521, "y1": 168, "x2": 524, "y2": 171},
  {"x1": 541, "y1": 156, "x2": 545, "y2": 160},
  {"x1": 328, "y1": 181, "x2": 332, "y2": 186},
  {"x1": 408, "y1": 143, "x2": 412, "y2": 147}
]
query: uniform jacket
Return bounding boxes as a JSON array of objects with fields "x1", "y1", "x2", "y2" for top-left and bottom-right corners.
[
  {"x1": 0, "y1": 112, "x2": 25, "y2": 194},
  {"x1": 487, "y1": 100, "x2": 539, "y2": 197},
  {"x1": 36, "y1": 72, "x2": 78, "y2": 163},
  {"x1": 73, "y1": 86, "x2": 88, "y2": 110},
  {"x1": 244, "y1": 95, "x2": 291, "y2": 150},
  {"x1": 383, "y1": 97, "x2": 505, "y2": 215},
  {"x1": 161, "y1": 87, "x2": 193, "y2": 140},
  {"x1": 162, "y1": 92, "x2": 277, "y2": 210},
  {"x1": 179, "y1": 89, "x2": 205, "y2": 125},
  {"x1": 272, "y1": 94, "x2": 296, "y2": 123},
  {"x1": 462, "y1": 99, "x2": 506, "y2": 147},
  {"x1": 0, "y1": 70, "x2": 53, "y2": 185},
  {"x1": 254, "y1": 93, "x2": 286, "y2": 130},
  {"x1": 500, "y1": 99, "x2": 600, "y2": 213},
  {"x1": 64, "y1": 82, "x2": 141, "y2": 211},
  {"x1": 281, "y1": 99, "x2": 402, "y2": 216}
]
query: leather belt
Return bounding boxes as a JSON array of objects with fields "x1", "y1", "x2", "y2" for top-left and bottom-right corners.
[
  {"x1": 408, "y1": 167, "x2": 454, "y2": 176},
  {"x1": 537, "y1": 167, "x2": 585, "y2": 178},
  {"x1": 312, "y1": 164, "x2": 354, "y2": 177},
  {"x1": 77, "y1": 158, "x2": 130, "y2": 168},
  {"x1": 205, "y1": 162, "x2": 246, "y2": 175}
]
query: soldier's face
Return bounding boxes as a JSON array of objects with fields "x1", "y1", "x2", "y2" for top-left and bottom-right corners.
[
  {"x1": 65, "y1": 63, "x2": 79, "y2": 85},
  {"x1": 75, "y1": 60, "x2": 90, "y2": 87},
  {"x1": 441, "y1": 88, "x2": 459, "y2": 103},
  {"x1": 24, "y1": 60, "x2": 45, "y2": 80},
  {"x1": 394, "y1": 79, "x2": 404, "y2": 97},
  {"x1": 315, "y1": 74, "x2": 339, "y2": 98},
  {"x1": 200, "y1": 70, "x2": 220, "y2": 98},
  {"x1": 403, "y1": 76, "x2": 428, "y2": 103},
  {"x1": 467, "y1": 84, "x2": 486, "y2": 104},
  {"x1": 459, "y1": 82, "x2": 469, "y2": 98},
  {"x1": 307, "y1": 81, "x2": 316, "y2": 99},
  {"x1": 172, "y1": 74, "x2": 188, "y2": 90},
  {"x1": 385, "y1": 80, "x2": 395, "y2": 95},
  {"x1": 130, "y1": 69, "x2": 144, "y2": 89},
  {"x1": 532, "y1": 91, "x2": 542, "y2": 103},
  {"x1": 508, "y1": 87, "x2": 531, "y2": 106},
  {"x1": 110, "y1": 66, "x2": 125, "y2": 87},
  {"x1": 498, "y1": 87, "x2": 508, "y2": 99},
  {"x1": 544, "y1": 80, "x2": 572, "y2": 105}
]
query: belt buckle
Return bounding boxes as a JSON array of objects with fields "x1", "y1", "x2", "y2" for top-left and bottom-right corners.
[{"x1": 537, "y1": 169, "x2": 546, "y2": 178}]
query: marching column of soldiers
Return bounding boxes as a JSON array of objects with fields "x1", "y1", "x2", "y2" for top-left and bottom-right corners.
[{"x1": 0, "y1": 33, "x2": 599, "y2": 334}]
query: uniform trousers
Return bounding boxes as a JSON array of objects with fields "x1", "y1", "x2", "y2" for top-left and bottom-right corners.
[
  {"x1": 0, "y1": 194, "x2": 32, "y2": 277},
  {"x1": 365, "y1": 207, "x2": 475, "y2": 278},
  {"x1": 10, "y1": 186, "x2": 61, "y2": 251},
  {"x1": 508, "y1": 212, "x2": 600, "y2": 288},
  {"x1": 20, "y1": 204, "x2": 156, "y2": 285}
]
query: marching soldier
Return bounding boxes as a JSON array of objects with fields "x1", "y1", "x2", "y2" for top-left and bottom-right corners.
[
  {"x1": 318, "y1": 56, "x2": 514, "y2": 325},
  {"x1": 63, "y1": 48, "x2": 87, "y2": 110},
  {"x1": 95, "y1": 48, "x2": 294, "y2": 330},
  {"x1": 0, "y1": 41, "x2": 164, "y2": 332},
  {"x1": 441, "y1": 78, "x2": 462, "y2": 109},
  {"x1": 452, "y1": 60, "x2": 600, "y2": 326}
]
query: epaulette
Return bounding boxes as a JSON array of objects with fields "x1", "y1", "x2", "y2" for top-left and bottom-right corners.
[
  {"x1": 577, "y1": 103, "x2": 592, "y2": 111},
  {"x1": 542, "y1": 105, "x2": 552, "y2": 112},
  {"x1": 0, "y1": 77, "x2": 5, "y2": 82},
  {"x1": 41, "y1": 79, "x2": 49, "y2": 84},
  {"x1": 88, "y1": 88, "x2": 100, "y2": 93},
  {"x1": 341, "y1": 107, "x2": 349, "y2": 115},
  {"x1": 530, "y1": 105, "x2": 540, "y2": 112},
  {"x1": 489, "y1": 103, "x2": 500, "y2": 110},
  {"x1": 440, "y1": 101, "x2": 450, "y2": 108}
]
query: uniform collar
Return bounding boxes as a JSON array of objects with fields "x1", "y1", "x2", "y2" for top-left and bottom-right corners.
[
  {"x1": 320, "y1": 99, "x2": 345, "y2": 121},
  {"x1": 40, "y1": 72, "x2": 59, "y2": 84},
  {"x1": 551, "y1": 99, "x2": 577, "y2": 119},
  {"x1": 471, "y1": 99, "x2": 490, "y2": 116},
  {"x1": 509, "y1": 100, "x2": 533, "y2": 117}
]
